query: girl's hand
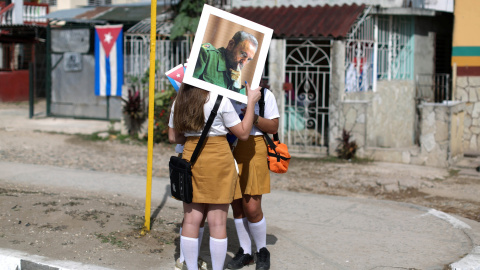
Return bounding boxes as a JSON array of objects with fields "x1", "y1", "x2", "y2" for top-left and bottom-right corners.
[{"x1": 245, "y1": 81, "x2": 261, "y2": 104}]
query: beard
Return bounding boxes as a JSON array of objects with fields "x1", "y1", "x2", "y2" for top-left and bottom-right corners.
[{"x1": 226, "y1": 53, "x2": 244, "y2": 71}]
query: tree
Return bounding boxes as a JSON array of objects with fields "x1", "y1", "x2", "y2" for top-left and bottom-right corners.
[{"x1": 170, "y1": 0, "x2": 205, "y2": 40}]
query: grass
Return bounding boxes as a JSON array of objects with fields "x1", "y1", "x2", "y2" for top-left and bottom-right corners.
[
  {"x1": 448, "y1": 169, "x2": 460, "y2": 177},
  {"x1": 95, "y1": 232, "x2": 129, "y2": 249}
]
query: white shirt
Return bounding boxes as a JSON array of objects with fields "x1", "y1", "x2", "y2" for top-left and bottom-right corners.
[
  {"x1": 169, "y1": 92, "x2": 241, "y2": 137},
  {"x1": 231, "y1": 88, "x2": 280, "y2": 136}
]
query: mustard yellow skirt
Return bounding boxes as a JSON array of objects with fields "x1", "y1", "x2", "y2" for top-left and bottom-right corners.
[
  {"x1": 183, "y1": 136, "x2": 238, "y2": 204},
  {"x1": 233, "y1": 135, "x2": 270, "y2": 199}
]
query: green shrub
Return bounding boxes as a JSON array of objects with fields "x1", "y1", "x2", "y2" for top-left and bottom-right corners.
[{"x1": 152, "y1": 86, "x2": 176, "y2": 143}]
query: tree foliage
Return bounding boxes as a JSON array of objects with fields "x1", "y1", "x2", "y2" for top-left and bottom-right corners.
[{"x1": 170, "y1": 0, "x2": 205, "y2": 40}]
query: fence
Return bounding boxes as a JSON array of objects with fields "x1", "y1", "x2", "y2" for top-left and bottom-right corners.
[
  {"x1": 416, "y1": 73, "x2": 451, "y2": 103},
  {"x1": 0, "y1": 2, "x2": 48, "y2": 26},
  {"x1": 124, "y1": 34, "x2": 190, "y2": 95}
]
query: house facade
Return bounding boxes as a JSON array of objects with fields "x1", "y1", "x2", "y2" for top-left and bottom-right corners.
[
  {"x1": 228, "y1": 0, "x2": 459, "y2": 167},
  {"x1": 452, "y1": 0, "x2": 480, "y2": 155}
]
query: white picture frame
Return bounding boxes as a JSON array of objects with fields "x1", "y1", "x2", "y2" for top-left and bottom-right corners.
[{"x1": 183, "y1": 4, "x2": 273, "y2": 104}]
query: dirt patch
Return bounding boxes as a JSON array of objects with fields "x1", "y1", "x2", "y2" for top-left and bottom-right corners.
[{"x1": 0, "y1": 183, "x2": 183, "y2": 269}]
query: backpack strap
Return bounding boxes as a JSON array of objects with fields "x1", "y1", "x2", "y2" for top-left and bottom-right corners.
[
  {"x1": 259, "y1": 87, "x2": 265, "y2": 118},
  {"x1": 190, "y1": 95, "x2": 223, "y2": 166},
  {"x1": 258, "y1": 88, "x2": 279, "y2": 153}
]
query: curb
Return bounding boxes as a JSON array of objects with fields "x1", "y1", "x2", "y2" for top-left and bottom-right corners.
[
  {"x1": 0, "y1": 248, "x2": 112, "y2": 270},
  {"x1": 450, "y1": 246, "x2": 480, "y2": 270}
]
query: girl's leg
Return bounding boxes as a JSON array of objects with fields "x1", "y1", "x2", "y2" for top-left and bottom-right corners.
[
  {"x1": 231, "y1": 199, "x2": 252, "y2": 255},
  {"x1": 243, "y1": 195, "x2": 266, "y2": 251},
  {"x1": 206, "y1": 204, "x2": 229, "y2": 270},
  {"x1": 179, "y1": 206, "x2": 207, "y2": 265},
  {"x1": 182, "y1": 202, "x2": 206, "y2": 270}
]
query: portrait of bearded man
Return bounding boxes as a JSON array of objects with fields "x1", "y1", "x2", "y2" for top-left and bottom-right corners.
[{"x1": 193, "y1": 31, "x2": 258, "y2": 94}]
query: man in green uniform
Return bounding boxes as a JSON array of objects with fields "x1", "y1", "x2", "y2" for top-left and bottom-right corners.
[{"x1": 193, "y1": 31, "x2": 258, "y2": 93}]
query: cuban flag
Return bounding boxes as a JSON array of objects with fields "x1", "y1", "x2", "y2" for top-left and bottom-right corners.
[
  {"x1": 165, "y1": 63, "x2": 187, "y2": 92},
  {"x1": 94, "y1": 25, "x2": 123, "y2": 96}
]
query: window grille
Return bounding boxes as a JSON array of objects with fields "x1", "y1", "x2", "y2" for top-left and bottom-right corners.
[
  {"x1": 346, "y1": 12, "x2": 415, "y2": 92},
  {"x1": 377, "y1": 15, "x2": 414, "y2": 80},
  {"x1": 346, "y1": 8, "x2": 375, "y2": 92},
  {"x1": 39, "y1": 0, "x2": 57, "y2": 5}
]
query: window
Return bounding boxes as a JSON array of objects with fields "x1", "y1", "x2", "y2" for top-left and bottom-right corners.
[
  {"x1": 88, "y1": 0, "x2": 112, "y2": 6},
  {"x1": 0, "y1": 43, "x2": 33, "y2": 71}
]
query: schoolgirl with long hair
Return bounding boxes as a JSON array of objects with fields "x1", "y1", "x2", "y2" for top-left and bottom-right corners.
[{"x1": 168, "y1": 82, "x2": 261, "y2": 270}]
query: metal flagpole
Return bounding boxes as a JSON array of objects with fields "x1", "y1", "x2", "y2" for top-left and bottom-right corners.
[{"x1": 142, "y1": 0, "x2": 157, "y2": 234}]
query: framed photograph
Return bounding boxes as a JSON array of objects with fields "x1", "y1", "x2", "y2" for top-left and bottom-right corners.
[{"x1": 183, "y1": 4, "x2": 273, "y2": 104}]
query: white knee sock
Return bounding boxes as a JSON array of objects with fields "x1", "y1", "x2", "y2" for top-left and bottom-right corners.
[
  {"x1": 181, "y1": 236, "x2": 199, "y2": 270},
  {"x1": 248, "y1": 217, "x2": 266, "y2": 252},
  {"x1": 209, "y1": 237, "x2": 227, "y2": 270},
  {"x1": 179, "y1": 227, "x2": 184, "y2": 262},
  {"x1": 179, "y1": 227, "x2": 204, "y2": 263},
  {"x1": 234, "y1": 218, "x2": 252, "y2": 255}
]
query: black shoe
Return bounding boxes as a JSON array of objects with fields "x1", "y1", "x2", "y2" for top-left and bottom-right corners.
[
  {"x1": 227, "y1": 247, "x2": 254, "y2": 269},
  {"x1": 255, "y1": 247, "x2": 270, "y2": 270}
]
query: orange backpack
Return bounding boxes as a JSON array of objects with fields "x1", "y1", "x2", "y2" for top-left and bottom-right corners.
[{"x1": 259, "y1": 88, "x2": 291, "y2": 173}]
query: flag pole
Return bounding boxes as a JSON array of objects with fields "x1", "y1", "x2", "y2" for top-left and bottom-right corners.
[{"x1": 142, "y1": 0, "x2": 157, "y2": 234}]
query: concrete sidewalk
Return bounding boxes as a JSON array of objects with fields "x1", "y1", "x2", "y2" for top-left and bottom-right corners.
[{"x1": 1, "y1": 161, "x2": 480, "y2": 270}]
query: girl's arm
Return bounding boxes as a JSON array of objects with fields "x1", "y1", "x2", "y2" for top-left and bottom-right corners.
[
  {"x1": 254, "y1": 116, "x2": 279, "y2": 135},
  {"x1": 228, "y1": 82, "x2": 261, "y2": 141}
]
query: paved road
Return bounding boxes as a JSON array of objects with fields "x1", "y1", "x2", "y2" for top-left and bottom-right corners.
[{"x1": 0, "y1": 161, "x2": 480, "y2": 270}]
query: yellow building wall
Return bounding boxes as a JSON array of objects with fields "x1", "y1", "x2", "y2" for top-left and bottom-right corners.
[
  {"x1": 452, "y1": 0, "x2": 480, "y2": 47},
  {"x1": 452, "y1": 0, "x2": 480, "y2": 74}
]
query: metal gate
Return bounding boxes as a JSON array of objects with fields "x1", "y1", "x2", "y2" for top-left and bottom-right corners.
[{"x1": 284, "y1": 39, "x2": 331, "y2": 156}]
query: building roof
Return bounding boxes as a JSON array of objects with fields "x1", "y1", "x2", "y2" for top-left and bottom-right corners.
[{"x1": 231, "y1": 4, "x2": 366, "y2": 38}]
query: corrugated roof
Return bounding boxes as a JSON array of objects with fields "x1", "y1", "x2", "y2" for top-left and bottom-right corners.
[
  {"x1": 127, "y1": 19, "x2": 173, "y2": 35},
  {"x1": 95, "y1": 5, "x2": 168, "y2": 22},
  {"x1": 42, "y1": 5, "x2": 168, "y2": 24},
  {"x1": 126, "y1": 11, "x2": 174, "y2": 35},
  {"x1": 42, "y1": 7, "x2": 96, "y2": 20},
  {"x1": 75, "y1": 6, "x2": 112, "y2": 20},
  {"x1": 231, "y1": 4, "x2": 366, "y2": 38}
]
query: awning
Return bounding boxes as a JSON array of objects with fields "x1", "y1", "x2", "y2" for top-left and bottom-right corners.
[{"x1": 231, "y1": 4, "x2": 366, "y2": 38}]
